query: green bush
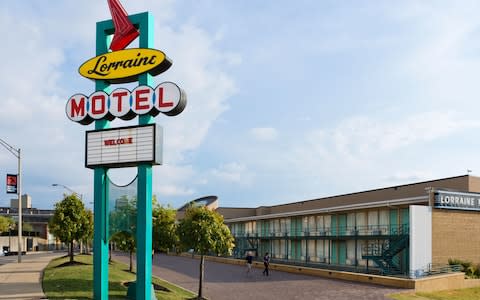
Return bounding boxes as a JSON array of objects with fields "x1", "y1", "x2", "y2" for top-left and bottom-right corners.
[
  {"x1": 449, "y1": 258, "x2": 480, "y2": 278},
  {"x1": 466, "y1": 266, "x2": 476, "y2": 277},
  {"x1": 474, "y1": 264, "x2": 480, "y2": 278},
  {"x1": 448, "y1": 258, "x2": 472, "y2": 272}
]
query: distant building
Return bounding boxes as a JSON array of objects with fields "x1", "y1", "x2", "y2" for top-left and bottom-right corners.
[
  {"x1": 176, "y1": 195, "x2": 219, "y2": 219},
  {"x1": 0, "y1": 194, "x2": 55, "y2": 252},
  {"x1": 10, "y1": 194, "x2": 32, "y2": 209}
]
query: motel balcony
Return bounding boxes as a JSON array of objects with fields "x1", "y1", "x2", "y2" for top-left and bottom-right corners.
[{"x1": 233, "y1": 224, "x2": 409, "y2": 240}]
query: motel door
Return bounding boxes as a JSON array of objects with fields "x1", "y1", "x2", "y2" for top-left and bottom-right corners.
[
  {"x1": 390, "y1": 209, "x2": 398, "y2": 234},
  {"x1": 291, "y1": 217, "x2": 302, "y2": 236},
  {"x1": 331, "y1": 215, "x2": 337, "y2": 236},
  {"x1": 331, "y1": 241, "x2": 347, "y2": 265},
  {"x1": 290, "y1": 240, "x2": 302, "y2": 261},
  {"x1": 338, "y1": 241, "x2": 347, "y2": 265},
  {"x1": 338, "y1": 214, "x2": 347, "y2": 235}
]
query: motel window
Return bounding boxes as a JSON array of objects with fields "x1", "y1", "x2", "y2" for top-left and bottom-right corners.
[
  {"x1": 368, "y1": 210, "x2": 378, "y2": 234},
  {"x1": 302, "y1": 240, "x2": 307, "y2": 260},
  {"x1": 280, "y1": 218, "x2": 287, "y2": 234},
  {"x1": 379, "y1": 210, "x2": 389, "y2": 234},
  {"x1": 308, "y1": 216, "x2": 316, "y2": 233},
  {"x1": 273, "y1": 240, "x2": 280, "y2": 258},
  {"x1": 356, "y1": 212, "x2": 367, "y2": 234},
  {"x1": 280, "y1": 239, "x2": 286, "y2": 258},
  {"x1": 316, "y1": 240, "x2": 324, "y2": 261},
  {"x1": 308, "y1": 240, "x2": 315, "y2": 261},
  {"x1": 316, "y1": 215, "x2": 324, "y2": 233},
  {"x1": 346, "y1": 240, "x2": 356, "y2": 265},
  {"x1": 324, "y1": 215, "x2": 331, "y2": 233},
  {"x1": 347, "y1": 213, "x2": 356, "y2": 233}
]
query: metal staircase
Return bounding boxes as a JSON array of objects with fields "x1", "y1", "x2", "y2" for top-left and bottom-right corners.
[
  {"x1": 234, "y1": 233, "x2": 259, "y2": 257},
  {"x1": 362, "y1": 231, "x2": 409, "y2": 275}
]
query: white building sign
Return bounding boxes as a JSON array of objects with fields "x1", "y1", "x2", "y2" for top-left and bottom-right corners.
[
  {"x1": 434, "y1": 190, "x2": 480, "y2": 211},
  {"x1": 85, "y1": 124, "x2": 162, "y2": 169}
]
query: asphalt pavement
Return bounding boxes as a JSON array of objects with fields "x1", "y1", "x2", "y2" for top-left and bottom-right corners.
[
  {"x1": 114, "y1": 252, "x2": 406, "y2": 300},
  {"x1": 0, "y1": 251, "x2": 407, "y2": 300}
]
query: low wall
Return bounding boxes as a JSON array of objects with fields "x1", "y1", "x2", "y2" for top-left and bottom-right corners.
[{"x1": 181, "y1": 254, "x2": 478, "y2": 292}]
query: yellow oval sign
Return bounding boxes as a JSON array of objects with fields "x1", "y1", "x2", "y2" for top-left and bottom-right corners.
[{"x1": 78, "y1": 48, "x2": 172, "y2": 84}]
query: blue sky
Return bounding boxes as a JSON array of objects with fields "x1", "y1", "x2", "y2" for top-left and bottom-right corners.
[{"x1": 1, "y1": 1, "x2": 480, "y2": 209}]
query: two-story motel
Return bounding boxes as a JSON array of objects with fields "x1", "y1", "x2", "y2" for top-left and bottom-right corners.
[{"x1": 211, "y1": 175, "x2": 480, "y2": 278}]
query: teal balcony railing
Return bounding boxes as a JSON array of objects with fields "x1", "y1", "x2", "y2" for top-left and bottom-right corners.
[{"x1": 232, "y1": 224, "x2": 409, "y2": 239}]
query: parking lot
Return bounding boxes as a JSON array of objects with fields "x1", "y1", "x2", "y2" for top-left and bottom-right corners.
[{"x1": 114, "y1": 253, "x2": 406, "y2": 300}]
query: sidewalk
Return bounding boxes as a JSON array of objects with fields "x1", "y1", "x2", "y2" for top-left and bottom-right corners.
[{"x1": 0, "y1": 252, "x2": 60, "y2": 300}]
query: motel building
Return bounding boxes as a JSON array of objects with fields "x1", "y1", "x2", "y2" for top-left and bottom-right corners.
[{"x1": 210, "y1": 175, "x2": 480, "y2": 278}]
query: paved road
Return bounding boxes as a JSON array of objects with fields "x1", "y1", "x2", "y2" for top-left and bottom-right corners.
[
  {"x1": 113, "y1": 253, "x2": 406, "y2": 300},
  {"x1": 0, "y1": 254, "x2": 19, "y2": 266}
]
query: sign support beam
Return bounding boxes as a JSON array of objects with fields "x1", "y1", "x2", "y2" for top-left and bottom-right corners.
[
  {"x1": 136, "y1": 12, "x2": 154, "y2": 300},
  {"x1": 92, "y1": 12, "x2": 155, "y2": 300},
  {"x1": 93, "y1": 18, "x2": 113, "y2": 300}
]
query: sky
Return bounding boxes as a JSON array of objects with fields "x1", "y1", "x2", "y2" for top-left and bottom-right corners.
[{"x1": 1, "y1": 1, "x2": 480, "y2": 210}]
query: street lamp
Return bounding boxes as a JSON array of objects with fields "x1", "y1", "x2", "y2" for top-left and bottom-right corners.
[
  {"x1": 0, "y1": 138, "x2": 22, "y2": 263},
  {"x1": 52, "y1": 183, "x2": 83, "y2": 200}
]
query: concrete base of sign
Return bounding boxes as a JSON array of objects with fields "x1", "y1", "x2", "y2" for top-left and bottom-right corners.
[{"x1": 126, "y1": 282, "x2": 157, "y2": 300}]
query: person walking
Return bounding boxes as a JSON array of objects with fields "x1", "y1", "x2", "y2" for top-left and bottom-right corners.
[
  {"x1": 246, "y1": 251, "x2": 253, "y2": 274},
  {"x1": 262, "y1": 252, "x2": 270, "y2": 276}
]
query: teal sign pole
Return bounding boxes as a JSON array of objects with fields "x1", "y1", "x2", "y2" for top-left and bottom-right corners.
[
  {"x1": 134, "y1": 12, "x2": 154, "y2": 300},
  {"x1": 93, "y1": 12, "x2": 154, "y2": 300},
  {"x1": 93, "y1": 18, "x2": 113, "y2": 300}
]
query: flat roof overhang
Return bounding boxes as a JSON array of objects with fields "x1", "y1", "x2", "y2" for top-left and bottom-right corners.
[{"x1": 224, "y1": 195, "x2": 428, "y2": 223}]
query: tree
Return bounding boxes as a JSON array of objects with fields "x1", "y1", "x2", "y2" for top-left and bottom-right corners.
[
  {"x1": 22, "y1": 222, "x2": 33, "y2": 233},
  {"x1": 177, "y1": 205, "x2": 234, "y2": 299},
  {"x1": 152, "y1": 204, "x2": 177, "y2": 253},
  {"x1": 109, "y1": 195, "x2": 137, "y2": 272},
  {"x1": 81, "y1": 209, "x2": 94, "y2": 254},
  {"x1": 0, "y1": 216, "x2": 14, "y2": 233},
  {"x1": 49, "y1": 194, "x2": 91, "y2": 263},
  {"x1": 111, "y1": 231, "x2": 136, "y2": 272}
]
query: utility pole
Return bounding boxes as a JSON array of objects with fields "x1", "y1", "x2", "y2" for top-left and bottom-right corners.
[{"x1": 0, "y1": 138, "x2": 22, "y2": 263}]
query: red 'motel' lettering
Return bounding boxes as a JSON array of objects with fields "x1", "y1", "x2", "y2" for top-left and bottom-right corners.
[
  {"x1": 91, "y1": 94, "x2": 106, "y2": 114},
  {"x1": 66, "y1": 82, "x2": 186, "y2": 125},
  {"x1": 135, "y1": 88, "x2": 150, "y2": 110},
  {"x1": 111, "y1": 90, "x2": 129, "y2": 111},
  {"x1": 70, "y1": 97, "x2": 85, "y2": 116},
  {"x1": 157, "y1": 87, "x2": 173, "y2": 108}
]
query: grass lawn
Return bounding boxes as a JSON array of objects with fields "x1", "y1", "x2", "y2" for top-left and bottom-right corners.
[
  {"x1": 42, "y1": 254, "x2": 196, "y2": 300},
  {"x1": 390, "y1": 287, "x2": 480, "y2": 300}
]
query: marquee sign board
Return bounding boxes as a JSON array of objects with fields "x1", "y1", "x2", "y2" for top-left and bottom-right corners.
[
  {"x1": 434, "y1": 190, "x2": 480, "y2": 211},
  {"x1": 85, "y1": 124, "x2": 162, "y2": 169}
]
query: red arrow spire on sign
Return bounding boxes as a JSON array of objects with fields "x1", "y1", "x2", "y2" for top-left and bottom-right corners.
[{"x1": 108, "y1": 0, "x2": 139, "y2": 51}]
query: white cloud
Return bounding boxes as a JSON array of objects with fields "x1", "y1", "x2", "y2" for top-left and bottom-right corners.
[
  {"x1": 157, "y1": 185, "x2": 195, "y2": 197},
  {"x1": 0, "y1": 1, "x2": 238, "y2": 208},
  {"x1": 210, "y1": 162, "x2": 253, "y2": 185},
  {"x1": 384, "y1": 171, "x2": 436, "y2": 185},
  {"x1": 250, "y1": 127, "x2": 278, "y2": 141},
  {"x1": 298, "y1": 111, "x2": 480, "y2": 163}
]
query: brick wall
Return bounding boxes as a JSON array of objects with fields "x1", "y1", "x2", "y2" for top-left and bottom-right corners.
[{"x1": 432, "y1": 209, "x2": 480, "y2": 265}]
